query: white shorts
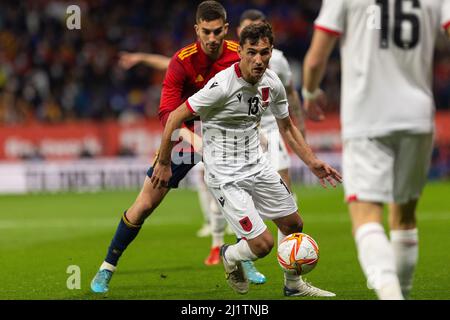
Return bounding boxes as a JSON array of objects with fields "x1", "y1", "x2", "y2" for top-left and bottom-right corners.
[
  {"x1": 343, "y1": 132, "x2": 433, "y2": 204},
  {"x1": 209, "y1": 163, "x2": 298, "y2": 240},
  {"x1": 261, "y1": 128, "x2": 290, "y2": 171}
]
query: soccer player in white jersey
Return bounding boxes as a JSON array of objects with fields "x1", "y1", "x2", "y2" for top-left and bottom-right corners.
[
  {"x1": 117, "y1": 10, "x2": 305, "y2": 284},
  {"x1": 233, "y1": 8, "x2": 305, "y2": 285},
  {"x1": 237, "y1": 9, "x2": 305, "y2": 187},
  {"x1": 151, "y1": 22, "x2": 342, "y2": 296},
  {"x1": 302, "y1": 0, "x2": 450, "y2": 300}
]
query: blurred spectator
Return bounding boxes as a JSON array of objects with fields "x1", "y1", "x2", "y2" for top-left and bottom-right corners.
[{"x1": 0, "y1": 0, "x2": 448, "y2": 125}]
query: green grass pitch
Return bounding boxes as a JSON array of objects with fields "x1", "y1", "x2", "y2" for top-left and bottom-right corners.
[{"x1": 0, "y1": 181, "x2": 449, "y2": 300}]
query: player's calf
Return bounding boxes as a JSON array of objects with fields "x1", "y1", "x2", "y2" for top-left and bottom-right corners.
[{"x1": 247, "y1": 231, "x2": 274, "y2": 258}]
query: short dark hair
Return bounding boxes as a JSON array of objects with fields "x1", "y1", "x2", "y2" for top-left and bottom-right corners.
[
  {"x1": 239, "y1": 22, "x2": 274, "y2": 47},
  {"x1": 196, "y1": 1, "x2": 227, "y2": 23},
  {"x1": 239, "y1": 9, "x2": 267, "y2": 24}
]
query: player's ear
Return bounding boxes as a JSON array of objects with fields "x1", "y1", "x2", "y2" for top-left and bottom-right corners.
[
  {"x1": 223, "y1": 22, "x2": 229, "y2": 35},
  {"x1": 238, "y1": 45, "x2": 243, "y2": 59},
  {"x1": 194, "y1": 24, "x2": 200, "y2": 37}
]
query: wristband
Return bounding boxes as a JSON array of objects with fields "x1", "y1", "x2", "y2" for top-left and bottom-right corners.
[{"x1": 302, "y1": 88, "x2": 322, "y2": 101}]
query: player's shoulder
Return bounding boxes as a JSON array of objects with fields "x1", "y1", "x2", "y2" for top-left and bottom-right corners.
[
  {"x1": 212, "y1": 64, "x2": 236, "y2": 84},
  {"x1": 271, "y1": 48, "x2": 284, "y2": 60},
  {"x1": 262, "y1": 68, "x2": 286, "y2": 95},
  {"x1": 270, "y1": 48, "x2": 289, "y2": 67},
  {"x1": 222, "y1": 40, "x2": 240, "y2": 62},
  {"x1": 264, "y1": 68, "x2": 283, "y2": 84},
  {"x1": 202, "y1": 64, "x2": 238, "y2": 95},
  {"x1": 224, "y1": 40, "x2": 239, "y2": 53},
  {"x1": 174, "y1": 42, "x2": 199, "y2": 62}
]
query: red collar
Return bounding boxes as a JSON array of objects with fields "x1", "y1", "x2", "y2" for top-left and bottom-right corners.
[{"x1": 234, "y1": 63, "x2": 242, "y2": 78}]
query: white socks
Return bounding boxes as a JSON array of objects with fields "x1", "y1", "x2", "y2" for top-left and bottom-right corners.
[
  {"x1": 100, "y1": 261, "x2": 117, "y2": 272},
  {"x1": 197, "y1": 183, "x2": 212, "y2": 226},
  {"x1": 390, "y1": 229, "x2": 418, "y2": 298},
  {"x1": 278, "y1": 229, "x2": 301, "y2": 288},
  {"x1": 355, "y1": 222, "x2": 403, "y2": 300},
  {"x1": 224, "y1": 239, "x2": 258, "y2": 267}
]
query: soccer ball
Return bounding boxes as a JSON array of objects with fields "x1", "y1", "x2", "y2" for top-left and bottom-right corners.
[{"x1": 277, "y1": 233, "x2": 319, "y2": 275}]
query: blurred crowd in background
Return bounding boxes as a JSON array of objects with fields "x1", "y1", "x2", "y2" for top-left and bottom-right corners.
[{"x1": 0, "y1": 0, "x2": 449, "y2": 125}]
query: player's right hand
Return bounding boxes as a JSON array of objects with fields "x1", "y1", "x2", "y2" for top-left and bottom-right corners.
[
  {"x1": 303, "y1": 91, "x2": 327, "y2": 122},
  {"x1": 118, "y1": 51, "x2": 141, "y2": 70},
  {"x1": 151, "y1": 162, "x2": 172, "y2": 189}
]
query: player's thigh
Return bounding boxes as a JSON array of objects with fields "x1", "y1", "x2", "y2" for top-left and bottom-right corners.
[
  {"x1": 343, "y1": 137, "x2": 394, "y2": 203},
  {"x1": 392, "y1": 133, "x2": 433, "y2": 204},
  {"x1": 209, "y1": 181, "x2": 267, "y2": 241},
  {"x1": 137, "y1": 176, "x2": 170, "y2": 206},
  {"x1": 147, "y1": 151, "x2": 199, "y2": 188},
  {"x1": 252, "y1": 165, "x2": 298, "y2": 222}
]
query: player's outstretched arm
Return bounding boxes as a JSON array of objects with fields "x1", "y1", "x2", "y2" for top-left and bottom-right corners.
[
  {"x1": 286, "y1": 82, "x2": 305, "y2": 135},
  {"x1": 276, "y1": 116, "x2": 342, "y2": 188},
  {"x1": 302, "y1": 30, "x2": 338, "y2": 121},
  {"x1": 118, "y1": 51, "x2": 171, "y2": 70},
  {"x1": 151, "y1": 103, "x2": 194, "y2": 189}
]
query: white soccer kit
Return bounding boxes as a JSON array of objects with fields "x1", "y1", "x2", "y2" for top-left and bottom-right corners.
[
  {"x1": 261, "y1": 49, "x2": 293, "y2": 132},
  {"x1": 260, "y1": 48, "x2": 294, "y2": 171},
  {"x1": 315, "y1": 0, "x2": 450, "y2": 203},
  {"x1": 186, "y1": 63, "x2": 298, "y2": 239}
]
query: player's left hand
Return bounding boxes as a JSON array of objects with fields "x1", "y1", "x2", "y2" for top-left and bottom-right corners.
[
  {"x1": 308, "y1": 158, "x2": 342, "y2": 188},
  {"x1": 303, "y1": 90, "x2": 327, "y2": 122},
  {"x1": 151, "y1": 162, "x2": 172, "y2": 189}
]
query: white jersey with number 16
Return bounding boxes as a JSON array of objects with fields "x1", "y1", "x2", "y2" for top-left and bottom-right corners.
[{"x1": 315, "y1": 0, "x2": 450, "y2": 139}]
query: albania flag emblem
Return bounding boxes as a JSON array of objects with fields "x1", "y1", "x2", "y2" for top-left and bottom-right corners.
[{"x1": 239, "y1": 216, "x2": 253, "y2": 232}]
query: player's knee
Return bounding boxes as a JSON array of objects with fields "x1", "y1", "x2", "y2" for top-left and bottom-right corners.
[
  {"x1": 134, "y1": 197, "x2": 156, "y2": 219},
  {"x1": 251, "y1": 237, "x2": 274, "y2": 258},
  {"x1": 279, "y1": 218, "x2": 303, "y2": 236}
]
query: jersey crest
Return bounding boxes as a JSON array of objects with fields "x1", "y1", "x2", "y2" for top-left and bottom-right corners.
[{"x1": 261, "y1": 87, "x2": 270, "y2": 107}]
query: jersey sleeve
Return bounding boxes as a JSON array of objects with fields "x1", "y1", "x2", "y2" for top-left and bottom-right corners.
[
  {"x1": 158, "y1": 56, "x2": 186, "y2": 127},
  {"x1": 442, "y1": 0, "x2": 450, "y2": 30},
  {"x1": 276, "y1": 53, "x2": 293, "y2": 88},
  {"x1": 270, "y1": 78, "x2": 290, "y2": 120},
  {"x1": 186, "y1": 77, "x2": 225, "y2": 116},
  {"x1": 314, "y1": 0, "x2": 346, "y2": 36}
]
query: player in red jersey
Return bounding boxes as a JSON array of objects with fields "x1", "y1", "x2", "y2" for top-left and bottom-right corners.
[{"x1": 90, "y1": 1, "x2": 263, "y2": 293}]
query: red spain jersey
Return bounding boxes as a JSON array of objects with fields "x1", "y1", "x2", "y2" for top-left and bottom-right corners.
[{"x1": 159, "y1": 40, "x2": 240, "y2": 131}]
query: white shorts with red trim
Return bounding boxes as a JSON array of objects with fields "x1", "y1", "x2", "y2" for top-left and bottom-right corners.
[
  {"x1": 208, "y1": 162, "x2": 298, "y2": 240},
  {"x1": 343, "y1": 132, "x2": 433, "y2": 204}
]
